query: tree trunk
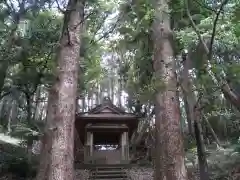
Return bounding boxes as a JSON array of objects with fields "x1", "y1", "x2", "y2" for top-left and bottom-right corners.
[
  {"x1": 181, "y1": 53, "x2": 210, "y2": 180},
  {"x1": 0, "y1": 17, "x2": 20, "y2": 93},
  {"x1": 82, "y1": 97, "x2": 86, "y2": 112},
  {"x1": 183, "y1": 95, "x2": 193, "y2": 134},
  {"x1": 221, "y1": 84, "x2": 240, "y2": 111},
  {"x1": 74, "y1": 127, "x2": 84, "y2": 163},
  {"x1": 193, "y1": 110, "x2": 209, "y2": 180},
  {"x1": 26, "y1": 93, "x2": 32, "y2": 123},
  {"x1": 110, "y1": 77, "x2": 114, "y2": 102},
  {"x1": 0, "y1": 98, "x2": 11, "y2": 130},
  {"x1": 87, "y1": 94, "x2": 90, "y2": 111},
  {"x1": 202, "y1": 115, "x2": 221, "y2": 147},
  {"x1": 33, "y1": 86, "x2": 42, "y2": 121},
  {"x1": 180, "y1": 52, "x2": 195, "y2": 135},
  {"x1": 152, "y1": 0, "x2": 187, "y2": 179},
  {"x1": 35, "y1": 0, "x2": 84, "y2": 179},
  {"x1": 9, "y1": 100, "x2": 18, "y2": 132},
  {"x1": 118, "y1": 78, "x2": 122, "y2": 108},
  {"x1": 154, "y1": 103, "x2": 166, "y2": 180}
]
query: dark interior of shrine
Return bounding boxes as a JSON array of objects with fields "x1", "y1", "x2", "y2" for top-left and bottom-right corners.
[
  {"x1": 93, "y1": 132, "x2": 121, "y2": 150},
  {"x1": 93, "y1": 131, "x2": 121, "y2": 144}
]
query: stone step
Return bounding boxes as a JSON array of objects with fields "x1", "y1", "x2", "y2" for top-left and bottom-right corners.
[
  {"x1": 92, "y1": 170, "x2": 125, "y2": 174},
  {"x1": 89, "y1": 164, "x2": 129, "y2": 180},
  {"x1": 91, "y1": 173, "x2": 125, "y2": 176},
  {"x1": 89, "y1": 179, "x2": 127, "y2": 180},
  {"x1": 94, "y1": 167, "x2": 124, "y2": 171},
  {"x1": 95, "y1": 165, "x2": 124, "y2": 169},
  {"x1": 81, "y1": 163, "x2": 131, "y2": 170},
  {"x1": 90, "y1": 174, "x2": 127, "y2": 178}
]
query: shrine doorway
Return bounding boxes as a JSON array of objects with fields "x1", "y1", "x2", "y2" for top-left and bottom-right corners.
[{"x1": 93, "y1": 132, "x2": 122, "y2": 164}]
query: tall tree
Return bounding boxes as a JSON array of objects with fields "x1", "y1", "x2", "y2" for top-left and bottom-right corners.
[
  {"x1": 152, "y1": 0, "x2": 187, "y2": 179},
  {"x1": 181, "y1": 51, "x2": 209, "y2": 180},
  {"x1": 35, "y1": 0, "x2": 84, "y2": 179}
]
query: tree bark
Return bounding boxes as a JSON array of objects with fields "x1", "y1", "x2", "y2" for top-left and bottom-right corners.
[
  {"x1": 193, "y1": 109, "x2": 209, "y2": 180},
  {"x1": 152, "y1": 0, "x2": 187, "y2": 179},
  {"x1": 180, "y1": 52, "x2": 195, "y2": 135},
  {"x1": 35, "y1": 0, "x2": 84, "y2": 180},
  {"x1": 181, "y1": 53, "x2": 210, "y2": 180},
  {"x1": 33, "y1": 86, "x2": 42, "y2": 121},
  {"x1": 202, "y1": 115, "x2": 221, "y2": 147},
  {"x1": 9, "y1": 100, "x2": 18, "y2": 132},
  {"x1": 74, "y1": 127, "x2": 84, "y2": 163}
]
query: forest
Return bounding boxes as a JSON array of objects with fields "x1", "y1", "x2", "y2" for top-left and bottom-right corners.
[{"x1": 0, "y1": 0, "x2": 240, "y2": 180}]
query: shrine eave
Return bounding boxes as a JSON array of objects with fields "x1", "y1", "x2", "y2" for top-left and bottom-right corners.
[
  {"x1": 85, "y1": 123, "x2": 128, "y2": 131},
  {"x1": 76, "y1": 113, "x2": 139, "y2": 119}
]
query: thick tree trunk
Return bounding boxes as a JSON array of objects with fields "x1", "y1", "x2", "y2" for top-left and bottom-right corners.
[
  {"x1": 154, "y1": 103, "x2": 166, "y2": 180},
  {"x1": 152, "y1": 0, "x2": 187, "y2": 179},
  {"x1": 35, "y1": 0, "x2": 83, "y2": 180}
]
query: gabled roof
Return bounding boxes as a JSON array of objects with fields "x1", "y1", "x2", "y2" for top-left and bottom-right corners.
[
  {"x1": 88, "y1": 97, "x2": 125, "y2": 115},
  {"x1": 77, "y1": 97, "x2": 138, "y2": 118}
]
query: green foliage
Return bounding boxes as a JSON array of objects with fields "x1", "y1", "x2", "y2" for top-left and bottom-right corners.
[
  {"x1": 0, "y1": 0, "x2": 240, "y2": 179},
  {"x1": 0, "y1": 143, "x2": 37, "y2": 178},
  {"x1": 233, "y1": 137, "x2": 240, "y2": 153},
  {"x1": 10, "y1": 121, "x2": 44, "y2": 144}
]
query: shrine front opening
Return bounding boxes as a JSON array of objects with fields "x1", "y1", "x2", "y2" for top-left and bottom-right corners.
[{"x1": 84, "y1": 125, "x2": 129, "y2": 164}]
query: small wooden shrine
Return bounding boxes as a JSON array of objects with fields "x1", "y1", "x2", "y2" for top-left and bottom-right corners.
[{"x1": 74, "y1": 97, "x2": 139, "y2": 165}]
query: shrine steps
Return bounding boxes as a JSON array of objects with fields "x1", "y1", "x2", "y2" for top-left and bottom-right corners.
[{"x1": 89, "y1": 165, "x2": 129, "y2": 180}]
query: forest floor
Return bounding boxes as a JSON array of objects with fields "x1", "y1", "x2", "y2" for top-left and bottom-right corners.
[
  {"x1": 0, "y1": 134, "x2": 240, "y2": 180},
  {"x1": 185, "y1": 145, "x2": 240, "y2": 179},
  {"x1": 127, "y1": 144, "x2": 240, "y2": 180}
]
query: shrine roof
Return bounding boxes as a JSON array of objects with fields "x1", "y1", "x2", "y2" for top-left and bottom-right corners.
[
  {"x1": 75, "y1": 97, "x2": 139, "y2": 142},
  {"x1": 76, "y1": 97, "x2": 139, "y2": 119}
]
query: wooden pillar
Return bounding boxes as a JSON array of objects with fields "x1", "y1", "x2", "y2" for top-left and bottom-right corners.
[
  {"x1": 86, "y1": 132, "x2": 93, "y2": 156},
  {"x1": 125, "y1": 131, "x2": 129, "y2": 160},
  {"x1": 121, "y1": 131, "x2": 128, "y2": 161}
]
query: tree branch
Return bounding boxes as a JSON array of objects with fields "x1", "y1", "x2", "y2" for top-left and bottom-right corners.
[
  {"x1": 0, "y1": 91, "x2": 11, "y2": 100},
  {"x1": 55, "y1": 0, "x2": 65, "y2": 13},
  {"x1": 89, "y1": 13, "x2": 109, "y2": 39},
  {"x1": 208, "y1": 0, "x2": 230, "y2": 60},
  {"x1": 73, "y1": 10, "x2": 95, "y2": 30},
  {"x1": 185, "y1": 0, "x2": 229, "y2": 59},
  {"x1": 185, "y1": 0, "x2": 209, "y2": 54},
  {"x1": 88, "y1": 16, "x2": 122, "y2": 48},
  {"x1": 192, "y1": 0, "x2": 217, "y2": 13}
]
